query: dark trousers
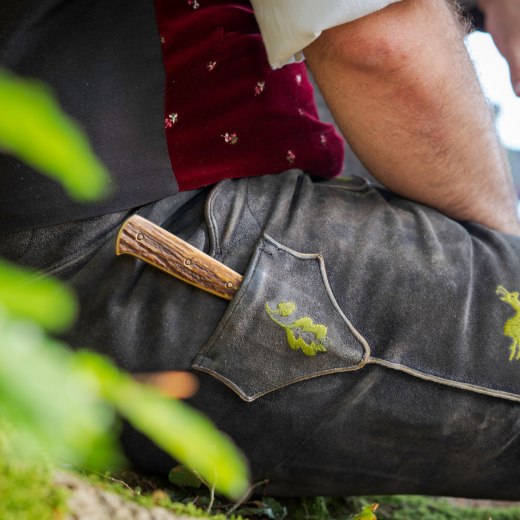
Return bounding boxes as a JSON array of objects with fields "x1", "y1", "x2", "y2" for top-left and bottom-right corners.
[{"x1": 4, "y1": 171, "x2": 520, "y2": 499}]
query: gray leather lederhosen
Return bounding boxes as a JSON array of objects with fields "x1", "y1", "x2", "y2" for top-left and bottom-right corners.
[{"x1": 3, "y1": 170, "x2": 520, "y2": 499}]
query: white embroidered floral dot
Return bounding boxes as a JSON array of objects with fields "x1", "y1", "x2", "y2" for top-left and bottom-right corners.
[
  {"x1": 207, "y1": 61, "x2": 217, "y2": 71},
  {"x1": 254, "y1": 81, "x2": 266, "y2": 96},
  {"x1": 222, "y1": 132, "x2": 239, "y2": 145},
  {"x1": 160, "y1": 36, "x2": 165, "y2": 45},
  {"x1": 164, "y1": 113, "x2": 178, "y2": 129},
  {"x1": 187, "y1": 0, "x2": 200, "y2": 9},
  {"x1": 320, "y1": 134, "x2": 327, "y2": 146},
  {"x1": 295, "y1": 74, "x2": 302, "y2": 85},
  {"x1": 287, "y1": 150, "x2": 296, "y2": 164}
]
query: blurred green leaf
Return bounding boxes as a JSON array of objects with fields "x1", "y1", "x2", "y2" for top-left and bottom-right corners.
[
  {"x1": 75, "y1": 352, "x2": 250, "y2": 500},
  {"x1": 0, "y1": 69, "x2": 110, "y2": 200},
  {"x1": 0, "y1": 308, "x2": 121, "y2": 468},
  {"x1": 0, "y1": 68, "x2": 249, "y2": 505},
  {"x1": 0, "y1": 259, "x2": 77, "y2": 332}
]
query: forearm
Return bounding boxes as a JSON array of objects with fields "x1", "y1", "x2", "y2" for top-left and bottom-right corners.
[{"x1": 305, "y1": 0, "x2": 520, "y2": 234}]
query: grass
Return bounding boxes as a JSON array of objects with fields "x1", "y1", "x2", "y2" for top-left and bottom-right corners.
[
  {"x1": 83, "y1": 471, "x2": 520, "y2": 520},
  {"x1": 2, "y1": 456, "x2": 520, "y2": 520},
  {"x1": 83, "y1": 470, "x2": 247, "y2": 520},
  {"x1": 281, "y1": 496, "x2": 520, "y2": 520}
]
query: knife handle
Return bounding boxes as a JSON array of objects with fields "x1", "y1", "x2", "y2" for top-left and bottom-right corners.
[{"x1": 116, "y1": 215, "x2": 242, "y2": 300}]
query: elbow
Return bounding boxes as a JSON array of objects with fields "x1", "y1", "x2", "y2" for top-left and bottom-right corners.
[
  {"x1": 306, "y1": 0, "x2": 451, "y2": 78},
  {"x1": 313, "y1": 21, "x2": 418, "y2": 78}
]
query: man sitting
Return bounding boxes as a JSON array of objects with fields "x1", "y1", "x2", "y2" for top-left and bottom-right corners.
[{"x1": 2, "y1": 0, "x2": 520, "y2": 499}]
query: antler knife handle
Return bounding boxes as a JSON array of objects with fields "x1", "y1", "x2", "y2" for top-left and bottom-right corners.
[{"x1": 116, "y1": 215, "x2": 242, "y2": 300}]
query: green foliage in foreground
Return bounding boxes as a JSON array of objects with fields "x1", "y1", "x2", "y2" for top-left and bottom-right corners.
[
  {"x1": 78, "y1": 352, "x2": 250, "y2": 499},
  {"x1": 0, "y1": 309, "x2": 119, "y2": 469},
  {"x1": 0, "y1": 69, "x2": 249, "y2": 501},
  {"x1": 0, "y1": 259, "x2": 77, "y2": 332},
  {"x1": 0, "y1": 273, "x2": 249, "y2": 498},
  {"x1": 0, "y1": 70, "x2": 110, "y2": 201}
]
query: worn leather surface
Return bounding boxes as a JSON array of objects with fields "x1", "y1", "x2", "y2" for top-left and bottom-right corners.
[
  {"x1": 7, "y1": 171, "x2": 520, "y2": 498},
  {"x1": 193, "y1": 235, "x2": 369, "y2": 401}
]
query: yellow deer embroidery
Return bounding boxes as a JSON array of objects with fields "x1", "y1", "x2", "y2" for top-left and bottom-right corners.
[{"x1": 496, "y1": 285, "x2": 520, "y2": 361}]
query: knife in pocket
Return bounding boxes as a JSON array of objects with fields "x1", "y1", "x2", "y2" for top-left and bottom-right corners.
[{"x1": 116, "y1": 215, "x2": 243, "y2": 300}]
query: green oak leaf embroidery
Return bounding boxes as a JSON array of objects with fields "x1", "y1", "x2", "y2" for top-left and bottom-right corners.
[
  {"x1": 277, "y1": 301, "x2": 296, "y2": 317},
  {"x1": 265, "y1": 301, "x2": 328, "y2": 356},
  {"x1": 496, "y1": 285, "x2": 520, "y2": 361}
]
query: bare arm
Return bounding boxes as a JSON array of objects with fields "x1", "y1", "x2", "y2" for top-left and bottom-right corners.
[{"x1": 305, "y1": 0, "x2": 520, "y2": 234}]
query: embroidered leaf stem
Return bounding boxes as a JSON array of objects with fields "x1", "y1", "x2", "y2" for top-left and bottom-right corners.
[
  {"x1": 496, "y1": 285, "x2": 520, "y2": 361},
  {"x1": 265, "y1": 302, "x2": 328, "y2": 357}
]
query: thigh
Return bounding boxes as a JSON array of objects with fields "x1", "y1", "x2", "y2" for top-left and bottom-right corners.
[
  {"x1": 59, "y1": 171, "x2": 520, "y2": 498},
  {"x1": 190, "y1": 172, "x2": 520, "y2": 498},
  {"x1": 197, "y1": 171, "x2": 520, "y2": 404}
]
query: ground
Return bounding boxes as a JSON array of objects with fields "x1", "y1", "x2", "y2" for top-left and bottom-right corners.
[{"x1": 4, "y1": 455, "x2": 520, "y2": 520}]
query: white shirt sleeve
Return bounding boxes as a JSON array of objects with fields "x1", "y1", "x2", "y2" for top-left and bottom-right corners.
[{"x1": 250, "y1": 0, "x2": 402, "y2": 69}]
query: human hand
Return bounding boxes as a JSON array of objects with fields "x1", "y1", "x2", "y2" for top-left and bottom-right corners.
[{"x1": 479, "y1": 0, "x2": 520, "y2": 96}]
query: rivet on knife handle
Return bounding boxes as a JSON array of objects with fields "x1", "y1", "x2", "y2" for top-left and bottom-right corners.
[{"x1": 116, "y1": 215, "x2": 243, "y2": 300}]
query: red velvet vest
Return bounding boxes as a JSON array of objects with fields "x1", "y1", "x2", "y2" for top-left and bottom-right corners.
[
  {"x1": 0, "y1": 0, "x2": 344, "y2": 231},
  {"x1": 155, "y1": 0, "x2": 345, "y2": 190}
]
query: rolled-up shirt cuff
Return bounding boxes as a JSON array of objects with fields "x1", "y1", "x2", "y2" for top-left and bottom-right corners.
[{"x1": 251, "y1": 0, "x2": 402, "y2": 69}]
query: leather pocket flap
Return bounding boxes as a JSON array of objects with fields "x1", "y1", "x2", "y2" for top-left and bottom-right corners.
[{"x1": 193, "y1": 235, "x2": 369, "y2": 402}]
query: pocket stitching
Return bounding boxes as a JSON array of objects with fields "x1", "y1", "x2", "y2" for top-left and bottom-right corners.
[
  {"x1": 263, "y1": 233, "x2": 371, "y2": 363},
  {"x1": 196, "y1": 239, "x2": 264, "y2": 360},
  {"x1": 193, "y1": 233, "x2": 372, "y2": 402},
  {"x1": 205, "y1": 179, "x2": 230, "y2": 258},
  {"x1": 369, "y1": 358, "x2": 520, "y2": 403}
]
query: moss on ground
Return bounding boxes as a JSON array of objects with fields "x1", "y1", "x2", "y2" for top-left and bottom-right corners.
[
  {"x1": 2, "y1": 458, "x2": 520, "y2": 520},
  {"x1": 88, "y1": 472, "x2": 520, "y2": 520},
  {"x1": 282, "y1": 496, "x2": 520, "y2": 520},
  {"x1": 0, "y1": 456, "x2": 67, "y2": 520},
  {"x1": 356, "y1": 495, "x2": 520, "y2": 520},
  {"x1": 82, "y1": 470, "x2": 247, "y2": 519}
]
